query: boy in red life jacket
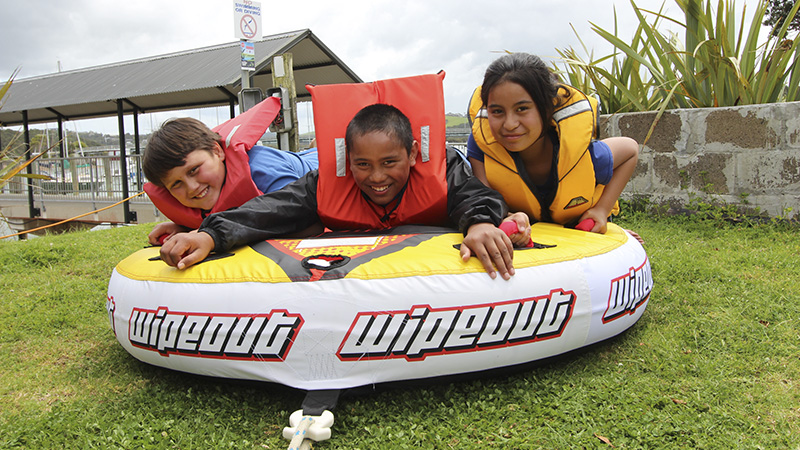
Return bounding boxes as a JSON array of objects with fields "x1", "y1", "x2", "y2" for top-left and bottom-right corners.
[
  {"x1": 160, "y1": 104, "x2": 517, "y2": 280},
  {"x1": 142, "y1": 114, "x2": 318, "y2": 245}
]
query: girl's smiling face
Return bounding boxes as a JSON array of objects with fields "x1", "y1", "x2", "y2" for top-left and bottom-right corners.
[
  {"x1": 486, "y1": 80, "x2": 545, "y2": 153},
  {"x1": 162, "y1": 144, "x2": 226, "y2": 210}
]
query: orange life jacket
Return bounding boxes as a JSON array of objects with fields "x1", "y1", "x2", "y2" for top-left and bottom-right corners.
[
  {"x1": 308, "y1": 72, "x2": 449, "y2": 230},
  {"x1": 143, "y1": 97, "x2": 281, "y2": 228}
]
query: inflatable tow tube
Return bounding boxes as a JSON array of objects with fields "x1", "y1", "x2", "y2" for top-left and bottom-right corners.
[{"x1": 107, "y1": 223, "x2": 652, "y2": 391}]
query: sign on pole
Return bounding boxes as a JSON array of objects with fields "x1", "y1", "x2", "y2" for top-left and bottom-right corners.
[
  {"x1": 233, "y1": 0, "x2": 262, "y2": 41},
  {"x1": 241, "y1": 41, "x2": 255, "y2": 71}
]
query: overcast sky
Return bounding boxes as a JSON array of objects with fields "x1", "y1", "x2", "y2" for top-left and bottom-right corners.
[{"x1": 0, "y1": 0, "x2": 747, "y2": 135}]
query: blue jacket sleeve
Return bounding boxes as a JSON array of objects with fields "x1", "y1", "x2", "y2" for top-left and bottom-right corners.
[
  {"x1": 466, "y1": 133, "x2": 484, "y2": 162},
  {"x1": 589, "y1": 140, "x2": 614, "y2": 185},
  {"x1": 248, "y1": 146, "x2": 319, "y2": 193}
]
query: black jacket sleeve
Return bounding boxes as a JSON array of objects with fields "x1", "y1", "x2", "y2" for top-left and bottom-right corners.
[
  {"x1": 198, "y1": 171, "x2": 321, "y2": 252},
  {"x1": 445, "y1": 147, "x2": 508, "y2": 234},
  {"x1": 199, "y1": 151, "x2": 507, "y2": 251}
]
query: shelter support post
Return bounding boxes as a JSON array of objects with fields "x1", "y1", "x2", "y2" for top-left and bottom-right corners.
[
  {"x1": 271, "y1": 53, "x2": 299, "y2": 152},
  {"x1": 116, "y1": 100, "x2": 134, "y2": 223},
  {"x1": 132, "y1": 107, "x2": 142, "y2": 191},
  {"x1": 23, "y1": 111, "x2": 40, "y2": 218},
  {"x1": 57, "y1": 117, "x2": 66, "y2": 184}
]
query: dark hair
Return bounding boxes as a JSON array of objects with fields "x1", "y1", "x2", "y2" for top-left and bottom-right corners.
[
  {"x1": 143, "y1": 118, "x2": 222, "y2": 187},
  {"x1": 345, "y1": 104, "x2": 414, "y2": 155},
  {"x1": 480, "y1": 53, "x2": 567, "y2": 127}
]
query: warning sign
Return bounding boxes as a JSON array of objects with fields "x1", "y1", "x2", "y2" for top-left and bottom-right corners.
[{"x1": 233, "y1": 0, "x2": 262, "y2": 41}]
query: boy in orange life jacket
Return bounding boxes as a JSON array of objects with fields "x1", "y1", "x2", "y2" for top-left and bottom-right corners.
[
  {"x1": 142, "y1": 116, "x2": 318, "y2": 245},
  {"x1": 160, "y1": 104, "x2": 517, "y2": 280}
]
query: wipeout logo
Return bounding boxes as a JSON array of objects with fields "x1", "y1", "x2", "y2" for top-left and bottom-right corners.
[
  {"x1": 337, "y1": 289, "x2": 576, "y2": 361},
  {"x1": 603, "y1": 258, "x2": 653, "y2": 323},
  {"x1": 128, "y1": 307, "x2": 303, "y2": 360}
]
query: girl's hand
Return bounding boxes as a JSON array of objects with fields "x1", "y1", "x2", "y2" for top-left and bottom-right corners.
[
  {"x1": 578, "y1": 208, "x2": 608, "y2": 234},
  {"x1": 500, "y1": 212, "x2": 532, "y2": 247}
]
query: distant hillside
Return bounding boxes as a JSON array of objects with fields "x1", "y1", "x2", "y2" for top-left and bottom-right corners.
[
  {"x1": 2, "y1": 114, "x2": 472, "y2": 154},
  {"x1": 446, "y1": 114, "x2": 469, "y2": 128},
  {"x1": 1, "y1": 128, "x2": 104, "y2": 157},
  {"x1": 444, "y1": 114, "x2": 469, "y2": 144}
]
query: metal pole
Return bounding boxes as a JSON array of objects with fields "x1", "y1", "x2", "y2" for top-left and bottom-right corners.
[
  {"x1": 117, "y1": 100, "x2": 133, "y2": 223},
  {"x1": 240, "y1": 39, "x2": 251, "y2": 114},
  {"x1": 133, "y1": 107, "x2": 142, "y2": 191},
  {"x1": 58, "y1": 117, "x2": 66, "y2": 189},
  {"x1": 23, "y1": 110, "x2": 39, "y2": 218}
]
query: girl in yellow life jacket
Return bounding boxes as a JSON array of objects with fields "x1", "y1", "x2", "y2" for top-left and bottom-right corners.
[{"x1": 468, "y1": 53, "x2": 639, "y2": 245}]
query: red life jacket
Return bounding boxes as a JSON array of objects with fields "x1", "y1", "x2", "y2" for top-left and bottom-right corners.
[
  {"x1": 143, "y1": 97, "x2": 281, "y2": 228},
  {"x1": 307, "y1": 72, "x2": 449, "y2": 230}
]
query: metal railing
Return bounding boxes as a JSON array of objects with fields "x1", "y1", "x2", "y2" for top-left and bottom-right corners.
[
  {"x1": 1, "y1": 141, "x2": 470, "y2": 221},
  {"x1": 1, "y1": 153, "x2": 149, "y2": 203}
]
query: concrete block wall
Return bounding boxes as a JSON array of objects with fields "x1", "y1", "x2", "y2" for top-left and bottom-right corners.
[{"x1": 599, "y1": 101, "x2": 800, "y2": 218}]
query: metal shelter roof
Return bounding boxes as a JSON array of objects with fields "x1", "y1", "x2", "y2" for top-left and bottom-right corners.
[{"x1": 0, "y1": 29, "x2": 361, "y2": 127}]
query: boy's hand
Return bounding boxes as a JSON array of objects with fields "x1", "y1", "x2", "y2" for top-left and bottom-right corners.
[
  {"x1": 159, "y1": 230, "x2": 214, "y2": 269},
  {"x1": 148, "y1": 221, "x2": 190, "y2": 245},
  {"x1": 461, "y1": 223, "x2": 515, "y2": 280}
]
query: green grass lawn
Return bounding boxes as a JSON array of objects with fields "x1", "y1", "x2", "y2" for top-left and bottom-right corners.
[{"x1": 1, "y1": 214, "x2": 798, "y2": 449}]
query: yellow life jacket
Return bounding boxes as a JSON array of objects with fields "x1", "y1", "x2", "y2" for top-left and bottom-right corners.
[{"x1": 468, "y1": 84, "x2": 619, "y2": 225}]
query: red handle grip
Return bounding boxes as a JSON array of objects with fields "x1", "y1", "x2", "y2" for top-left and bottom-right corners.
[
  {"x1": 575, "y1": 219, "x2": 595, "y2": 232},
  {"x1": 499, "y1": 221, "x2": 533, "y2": 248}
]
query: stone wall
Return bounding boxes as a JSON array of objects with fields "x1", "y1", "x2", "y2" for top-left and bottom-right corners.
[{"x1": 599, "y1": 101, "x2": 800, "y2": 218}]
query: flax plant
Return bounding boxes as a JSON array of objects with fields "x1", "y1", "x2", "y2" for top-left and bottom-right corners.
[
  {"x1": 556, "y1": 0, "x2": 800, "y2": 114},
  {"x1": 555, "y1": 3, "x2": 678, "y2": 114},
  {"x1": 0, "y1": 70, "x2": 30, "y2": 184},
  {"x1": 0, "y1": 70, "x2": 52, "y2": 225}
]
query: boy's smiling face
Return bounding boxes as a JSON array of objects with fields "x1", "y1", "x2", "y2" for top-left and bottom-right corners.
[
  {"x1": 162, "y1": 144, "x2": 226, "y2": 210},
  {"x1": 348, "y1": 131, "x2": 418, "y2": 206}
]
